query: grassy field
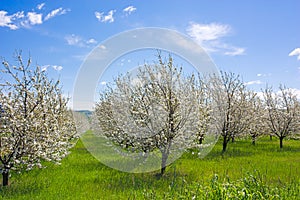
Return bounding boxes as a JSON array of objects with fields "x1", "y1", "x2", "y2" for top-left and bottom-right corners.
[{"x1": 1, "y1": 135, "x2": 300, "y2": 199}]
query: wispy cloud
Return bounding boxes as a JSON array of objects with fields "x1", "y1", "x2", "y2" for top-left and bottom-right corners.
[
  {"x1": 224, "y1": 46, "x2": 245, "y2": 56},
  {"x1": 245, "y1": 80, "x2": 264, "y2": 85},
  {"x1": 41, "y1": 65, "x2": 49, "y2": 72},
  {"x1": 37, "y1": 3, "x2": 45, "y2": 10},
  {"x1": 52, "y1": 65, "x2": 63, "y2": 71},
  {"x1": 45, "y1": 7, "x2": 69, "y2": 21},
  {"x1": 14, "y1": 11, "x2": 25, "y2": 19},
  {"x1": 86, "y1": 38, "x2": 97, "y2": 44},
  {"x1": 95, "y1": 10, "x2": 116, "y2": 23},
  {"x1": 289, "y1": 48, "x2": 300, "y2": 60},
  {"x1": 187, "y1": 22, "x2": 230, "y2": 42},
  {"x1": 0, "y1": 3, "x2": 70, "y2": 30},
  {"x1": 123, "y1": 6, "x2": 137, "y2": 15},
  {"x1": 41, "y1": 65, "x2": 63, "y2": 72},
  {"x1": 99, "y1": 45, "x2": 106, "y2": 49},
  {"x1": 65, "y1": 34, "x2": 82, "y2": 46},
  {"x1": 65, "y1": 34, "x2": 97, "y2": 47},
  {"x1": 186, "y1": 22, "x2": 245, "y2": 56},
  {"x1": 256, "y1": 73, "x2": 272, "y2": 77}
]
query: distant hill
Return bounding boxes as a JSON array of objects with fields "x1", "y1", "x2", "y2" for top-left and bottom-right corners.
[{"x1": 74, "y1": 110, "x2": 93, "y2": 118}]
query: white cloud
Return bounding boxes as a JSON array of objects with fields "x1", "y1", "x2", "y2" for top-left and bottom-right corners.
[
  {"x1": 289, "y1": 48, "x2": 300, "y2": 60},
  {"x1": 65, "y1": 34, "x2": 82, "y2": 46},
  {"x1": 41, "y1": 65, "x2": 50, "y2": 72},
  {"x1": 52, "y1": 65, "x2": 63, "y2": 71},
  {"x1": 0, "y1": 5, "x2": 69, "y2": 30},
  {"x1": 13, "y1": 11, "x2": 25, "y2": 19},
  {"x1": 0, "y1": 11, "x2": 19, "y2": 30},
  {"x1": 100, "y1": 81, "x2": 107, "y2": 85},
  {"x1": 86, "y1": 38, "x2": 97, "y2": 44},
  {"x1": 256, "y1": 73, "x2": 272, "y2": 77},
  {"x1": 99, "y1": 45, "x2": 106, "y2": 49},
  {"x1": 95, "y1": 10, "x2": 116, "y2": 23},
  {"x1": 245, "y1": 80, "x2": 264, "y2": 85},
  {"x1": 123, "y1": 6, "x2": 137, "y2": 15},
  {"x1": 27, "y1": 12, "x2": 43, "y2": 25},
  {"x1": 224, "y1": 46, "x2": 245, "y2": 56},
  {"x1": 95, "y1": 12, "x2": 102, "y2": 21},
  {"x1": 187, "y1": 22, "x2": 230, "y2": 42},
  {"x1": 41, "y1": 64, "x2": 63, "y2": 72},
  {"x1": 186, "y1": 22, "x2": 245, "y2": 56},
  {"x1": 45, "y1": 7, "x2": 69, "y2": 21},
  {"x1": 37, "y1": 3, "x2": 45, "y2": 10},
  {"x1": 65, "y1": 34, "x2": 97, "y2": 47}
]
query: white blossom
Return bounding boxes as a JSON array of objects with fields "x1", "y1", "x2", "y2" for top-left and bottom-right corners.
[
  {"x1": 0, "y1": 53, "x2": 76, "y2": 186},
  {"x1": 93, "y1": 54, "x2": 215, "y2": 174}
]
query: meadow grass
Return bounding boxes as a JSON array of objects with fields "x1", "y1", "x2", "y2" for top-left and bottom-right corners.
[{"x1": 1, "y1": 134, "x2": 299, "y2": 199}]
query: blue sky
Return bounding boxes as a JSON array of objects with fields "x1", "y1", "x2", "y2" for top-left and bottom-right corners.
[{"x1": 1, "y1": 0, "x2": 300, "y2": 109}]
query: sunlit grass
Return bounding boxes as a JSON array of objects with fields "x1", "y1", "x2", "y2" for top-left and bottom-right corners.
[{"x1": 1, "y1": 132, "x2": 299, "y2": 199}]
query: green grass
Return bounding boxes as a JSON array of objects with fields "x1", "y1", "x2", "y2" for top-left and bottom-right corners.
[{"x1": 1, "y1": 134, "x2": 300, "y2": 199}]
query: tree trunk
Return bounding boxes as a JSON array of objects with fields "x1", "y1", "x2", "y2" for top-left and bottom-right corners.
[
  {"x1": 160, "y1": 141, "x2": 172, "y2": 175},
  {"x1": 2, "y1": 170, "x2": 9, "y2": 186},
  {"x1": 199, "y1": 136, "x2": 203, "y2": 145},
  {"x1": 252, "y1": 135, "x2": 256, "y2": 145},
  {"x1": 231, "y1": 136, "x2": 235, "y2": 143},
  {"x1": 160, "y1": 151, "x2": 168, "y2": 175},
  {"x1": 222, "y1": 135, "x2": 228, "y2": 153},
  {"x1": 270, "y1": 135, "x2": 272, "y2": 140},
  {"x1": 280, "y1": 137, "x2": 284, "y2": 148}
]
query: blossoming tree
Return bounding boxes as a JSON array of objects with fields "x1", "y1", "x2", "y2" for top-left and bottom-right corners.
[
  {"x1": 206, "y1": 72, "x2": 255, "y2": 152},
  {"x1": 263, "y1": 85, "x2": 300, "y2": 148},
  {"x1": 94, "y1": 54, "x2": 213, "y2": 175},
  {"x1": 0, "y1": 53, "x2": 76, "y2": 186}
]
